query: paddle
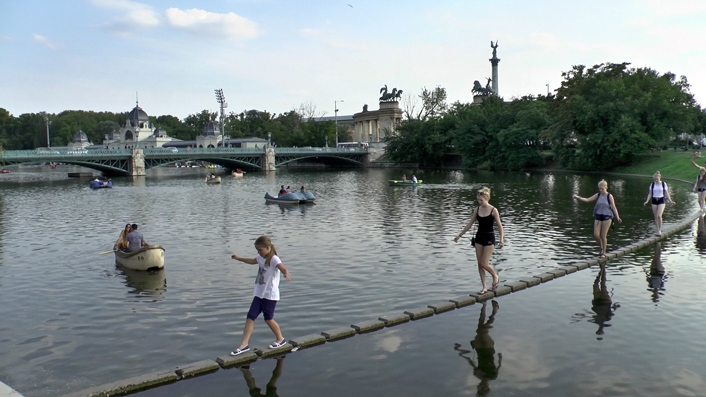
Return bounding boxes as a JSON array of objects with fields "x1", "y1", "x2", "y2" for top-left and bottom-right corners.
[{"x1": 100, "y1": 250, "x2": 116, "y2": 255}]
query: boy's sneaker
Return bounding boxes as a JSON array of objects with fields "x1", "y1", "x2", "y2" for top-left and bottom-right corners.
[
  {"x1": 268, "y1": 339, "x2": 287, "y2": 349},
  {"x1": 230, "y1": 346, "x2": 250, "y2": 356}
]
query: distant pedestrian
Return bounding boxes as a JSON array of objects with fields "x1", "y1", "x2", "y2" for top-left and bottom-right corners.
[
  {"x1": 690, "y1": 155, "x2": 706, "y2": 211},
  {"x1": 230, "y1": 236, "x2": 291, "y2": 356},
  {"x1": 573, "y1": 179, "x2": 622, "y2": 258}
]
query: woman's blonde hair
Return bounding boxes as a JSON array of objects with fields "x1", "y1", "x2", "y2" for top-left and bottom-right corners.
[
  {"x1": 598, "y1": 180, "x2": 608, "y2": 189},
  {"x1": 254, "y1": 235, "x2": 278, "y2": 267},
  {"x1": 477, "y1": 186, "x2": 491, "y2": 201},
  {"x1": 653, "y1": 171, "x2": 661, "y2": 179}
]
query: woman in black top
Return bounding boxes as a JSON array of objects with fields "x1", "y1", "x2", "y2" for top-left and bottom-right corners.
[{"x1": 455, "y1": 187, "x2": 505, "y2": 294}]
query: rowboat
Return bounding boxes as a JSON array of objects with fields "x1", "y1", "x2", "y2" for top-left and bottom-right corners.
[
  {"x1": 89, "y1": 179, "x2": 113, "y2": 189},
  {"x1": 115, "y1": 245, "x2": 165, "y2": 271},
  {"x1": 232, "y1": 169, "x2": 246, "y2": 177},
  {"x1": 388, "y1": 179, "x2": 422, "y2": 186},
  {"x1": 265, "y1": 192, "x2": 300, "y2": 204},
  {"x1": 205, "y1": 176, "x2": 221, "y2": 184},
  {"x1": 1, "y1": 169, "x2": 11, "y2": 174}
]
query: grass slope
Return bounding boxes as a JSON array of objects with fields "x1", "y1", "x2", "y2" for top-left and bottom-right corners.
[{"x1": 614, "y1": 150, "x2": 703, "y2": 183}]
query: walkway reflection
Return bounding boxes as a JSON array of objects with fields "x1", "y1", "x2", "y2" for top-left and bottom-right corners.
[
  {"x1": 697, "y1": 215, "x2": 706, "y2": 252},
  {"x1": 645, "y1": 242, "x2": 666, "y2": 303},
  {"x1": 117, "y1": 266, "x2": 167, "y2": 298},
  {"x1": 454, "y1": 300, "x2": 502, "y2": 397},
  {"x1": 239, "y1": 356, "x2": 284, "y2": 397},
  {"x1": 590, "y1": 263, "x2": 619, "y2": 339}
]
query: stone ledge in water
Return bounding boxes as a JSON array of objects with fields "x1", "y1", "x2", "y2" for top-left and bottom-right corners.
[
  {"x1": 255, "y1": 343, "x2": 293, "y2": 358},
  {"x1": 289, "y1": 334, "x2": 327, "y2": 349},
  {"x1": 351, "y1": 319, "x2": 386, "y2": 333},
  {"x1": 321, "y1": 327, "x2": 357, "y2": 341},
  {"x1": 403, "y1": 307, "x2": 434, "y2": 320},
  {"x1": 175, "y1": 359, "x2": 220, "y2": 379},
  {"x1": 449, "y1": 295, "x2": 477, "y2": 307},
  {"x1": 378, "y1": 313, "x2": 411, "y2": 326},
  {"x1": 519, "y1": 277, "x2": 541, "y2": 287},
  {"x1": 573, "y1": 262, "x2": 590, "y2": 270},
  {"x1": 504, "y1": 281, "x2": 528, "y2": 292},
  {"x1": 468, "y1": 291, "x2": 494, "y2": 301},
  {"x1": 59, "y1": 369, "x2": 178, "y2": 397},
  {"x1": 493, "y1": 285, "x2": 512, "y2": 297},
  {"x1": 534, "y1": 273, "x2": 555, "y2": 282},
  {"x1": 427, "y1": 301, "x2": 456, "y2": 314},
  {"x1": 547, "y1": 269, "x2": 567, "y2": 278},
  {"x1": 216, "y1": 352, "x2": 258, "y2": 368},
  {"x1": 558, "y1": 265, "x2": 579, "y2": 274}
]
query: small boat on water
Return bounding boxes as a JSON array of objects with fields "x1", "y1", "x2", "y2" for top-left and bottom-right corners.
[
  {"x1": 232, "y1": 169, "x2": 246, "y2": 177},
  {"x1": 115, "y1": 245, "x2": 165, "y2": 271},
  {"x1": 205, "y1": 176, "x2": 221, "y2": 184},
  {"x1": 264, "y1": 191, "x2": 316, "y2": 204},
  {"x1": 1, "y1": 169, "x2": 10, "y2": 174},
  {"x1": 89, "y1": 179, "x2": 113, "y2": 189},
  {"x1": 388, "y1": 179, "x2": 422, "y2": 186}
]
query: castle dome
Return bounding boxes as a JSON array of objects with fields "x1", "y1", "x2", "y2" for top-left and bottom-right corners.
[
  {"x1": 128, "y1": 106, "x2": 149, "y2": 127},
  {"x1": 72, "y1": 130, "x2": 91, "y2": 144},
  {"x1": 202, "y1": 121, "x2": 219, "y2": 136}
]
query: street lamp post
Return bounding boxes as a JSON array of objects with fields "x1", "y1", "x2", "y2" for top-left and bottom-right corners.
[
  {"x1": 268, "y1": 132, "x2": 272, "y2": 148},
  {"x1": 42, "y1": 112, "x2": 51, "y2": 148},
  {"x1": 335, "y1": 100, "x2": 344, "y2": 147}
]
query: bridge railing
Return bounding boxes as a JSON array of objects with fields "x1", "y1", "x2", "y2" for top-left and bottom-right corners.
[
  {"x1": 1, "y1": 149, "x2": 133, "y2": 159},
  {"x1": 143, "y1": 147, "x2": 266, "y2": 155},
  {"x1": 275, "y1": 147, "x2": 367, "y2": 153}
]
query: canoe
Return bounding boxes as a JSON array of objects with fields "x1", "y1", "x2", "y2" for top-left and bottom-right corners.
[
  {"x1": 1, "y1": 169, "x2": 11, "y2": 174},
  {"x1": 388, "y1": 180, "x2": 422, "y2": 186},
  {"x1": 206, "y1": 176, "x2": 221, "y2": 184},
  {"x1": 115, "y1": 245, "x2": 165, "y2": 271},
  {"x1": 265, "y1": 192, "x2": 300, "y2": 204},
  {"x1": 299, "y1": 191, "x2": 316, "y2": 204},
  {"x1": 232, "y1": 172, "x2": 245, "y2": 178},
  {"x1": 89, "y1": 179, "x2": 113, "y2": 189}
]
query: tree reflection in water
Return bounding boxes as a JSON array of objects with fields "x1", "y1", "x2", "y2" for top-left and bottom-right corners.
[{"x1": 454, "y1": 300, "x2": 502, "y2": 397}]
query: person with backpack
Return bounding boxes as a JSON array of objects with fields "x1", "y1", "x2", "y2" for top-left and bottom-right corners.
[
  {"x1": 573, "y1": 179, "x2": 622, "y2": 259},
  {"x1": 643, "y1": 171, "x2": 675, "y2": 236}
]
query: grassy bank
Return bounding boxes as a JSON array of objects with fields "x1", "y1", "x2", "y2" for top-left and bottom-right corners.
[{"x1": 613, "y1": 150, "x2": 702, "y2": 182}]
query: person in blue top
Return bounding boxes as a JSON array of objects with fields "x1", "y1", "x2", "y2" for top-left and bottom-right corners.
[
  {"x1": 411, "y1": 175, "x2": 418, "y2": 183},
  {"x1": 643, "y1": 171, "x2": 674, "y2": 236},
  {"x1": 573, "y1": 179, "x2": 622, "y2": 258}
]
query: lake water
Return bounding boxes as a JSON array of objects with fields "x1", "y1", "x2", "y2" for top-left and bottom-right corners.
[{"x1": 1, "y1": 165, "x2": 705, "y2": 396}]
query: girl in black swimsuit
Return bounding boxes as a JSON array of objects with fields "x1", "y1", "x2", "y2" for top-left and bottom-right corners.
[{"x1": 454, "y1": 187, "x2": 505, "y2": 294}]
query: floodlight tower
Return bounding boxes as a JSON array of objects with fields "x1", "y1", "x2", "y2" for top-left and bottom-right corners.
[
  {"x1": 214, "y1": 89, "x2": 228, "y2": 147},
  {"x1": 42, "y1": 112, "x2": 51, "y2": 148}
]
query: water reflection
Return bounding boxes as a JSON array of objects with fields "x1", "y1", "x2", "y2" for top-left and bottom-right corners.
[
  {"x1": 117, "y1": 266, "x2": 167, "y2": 299},
  {"x1": 697, "y1": 215, "x2": 706, "y2": 252},
  {"x1": 454, "y1": 300, "x2": 502, "y2": 397},
  {"x1": 591, "y1": 264, "x2": 620, "y2": 339},
  {"x1": 645, "y1": 243, "x2": 666, "y2": 303},
  {"x1": 238, "y1": 356, "x2": 284, "y2": 396},
  {"x1": 266, "y1": 202, "x2": 312, "y2": 215}
]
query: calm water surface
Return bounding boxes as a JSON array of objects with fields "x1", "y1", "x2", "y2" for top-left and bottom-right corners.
[{"x1": 0, "y1": 165, "x2": 704, "y2": 396}]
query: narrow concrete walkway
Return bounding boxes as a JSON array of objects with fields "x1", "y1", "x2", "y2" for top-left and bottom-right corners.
[{"x1": 0, "y1": 381, "x2": 25, "y2": 397}]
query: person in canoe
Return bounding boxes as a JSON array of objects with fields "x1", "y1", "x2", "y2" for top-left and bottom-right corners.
[
  {"x1": 114, "y1": 223, "x2": 131, "y2": 251},
  {"x1": 401, "y1": 174, "x2": 407, "y2": 182},
  {"x1": 278, "y1": 185, "x2": 287, "y2": 197},
  {"x1": 125, "y1": 223, "x2": 148, "y2": 253},
  {"x1": 411, "y1": 175, "x2": 418, "y2": 183}
]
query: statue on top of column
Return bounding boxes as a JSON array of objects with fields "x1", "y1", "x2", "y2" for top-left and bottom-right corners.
[{"x1": 491, "y1": 40, "x2": 498, "y2": 58}]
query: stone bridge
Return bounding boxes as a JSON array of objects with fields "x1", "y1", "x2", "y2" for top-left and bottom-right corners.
[{"x1": 0, "y1": 147, "x2": 368, "y2": 176}]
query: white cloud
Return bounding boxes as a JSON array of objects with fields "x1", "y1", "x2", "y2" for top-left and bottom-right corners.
[
  {"x1": 641, "y1": 0, "x2": 706, "y2": 16},
  {"x1": 0, "y1": 35, "x2": 12, "y2": 41},
  {"x1": 90, "y1": 0, "x2": 160, "y2": 34},
  {"x1": 165, "y1": 8, "x2": 259, "y2": 40},
  {"x1": 33, "y1": 34, "x2": 62, "y2": 50}
]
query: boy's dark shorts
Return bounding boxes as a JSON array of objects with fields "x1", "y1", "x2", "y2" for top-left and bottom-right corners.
[{"x1": 247, "y1": 297, "x2": 277, "y2": 321}]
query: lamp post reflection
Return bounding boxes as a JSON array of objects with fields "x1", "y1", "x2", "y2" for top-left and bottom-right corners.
[{"x1": 454, "y1": 300, "x2": 502, "y2": 397}]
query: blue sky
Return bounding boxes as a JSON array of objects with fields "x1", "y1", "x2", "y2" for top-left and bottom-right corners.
[{"x1": 1, "y1": 0, "x2": 704, "y2": 119}]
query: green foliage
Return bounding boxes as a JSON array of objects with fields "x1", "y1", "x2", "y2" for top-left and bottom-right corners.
[{"x1": 546, "y1": 62, "x2": 702, "y2": 170}]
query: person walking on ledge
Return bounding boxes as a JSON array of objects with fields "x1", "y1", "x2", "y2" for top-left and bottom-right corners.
[
  {"x1": 573, "y1": 179, "x2": 622, "y2": 258},
  {"x1": 643, "y1": 171, "x2": 674, "y2": 236},
  {"x1": 230, "y1": 235, "x2": 291, "y2": 356},
  {"x1": 691, "y1": 155, "x2": 706, "y2": 211},
  {"x1": 454, "y1": 187, "x2": 505, "y2": 295}
]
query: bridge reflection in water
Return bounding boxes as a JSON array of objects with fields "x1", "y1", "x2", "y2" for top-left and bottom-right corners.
[{"x1": 0, "y1": 147, "x2": 368, "y2": 175}]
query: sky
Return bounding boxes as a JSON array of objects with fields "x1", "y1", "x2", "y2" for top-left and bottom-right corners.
[{"x1": 1, "y1": 0, "x2": 705, "y2": 120}]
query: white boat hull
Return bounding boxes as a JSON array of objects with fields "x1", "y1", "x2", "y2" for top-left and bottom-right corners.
[
  {"x1": 206, "y1": 176, "x2": 222, "y2": 184},
  {"x1": 115, "y1": 245, "x2": 165, "y2": 271}
]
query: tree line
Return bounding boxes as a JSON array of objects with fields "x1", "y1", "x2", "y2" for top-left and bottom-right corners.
[
  {"x1": 0, "y1": 105, "x2": 351, "y2": 150},
  {"x1": 385, "y1": 62, "x2": 706, "y2": 171}
]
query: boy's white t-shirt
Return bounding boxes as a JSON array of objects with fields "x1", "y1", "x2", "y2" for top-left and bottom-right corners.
[{"x1": 253, "y1": 254, "x2": 282, "y2": 300}]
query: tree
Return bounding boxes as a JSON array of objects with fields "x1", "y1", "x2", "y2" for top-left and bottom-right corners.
[
  {"x1": 546, "y1": 62, "x2": 701, "y2": 170},
  {"x1": 402, "y1": 86, "x2": 448, "y2": 121}
]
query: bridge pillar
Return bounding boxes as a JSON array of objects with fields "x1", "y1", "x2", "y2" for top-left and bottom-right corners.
[
  {"x1": 130, "y1": 149, "x2": 146, "y2": 176},
  {"x1": 264, "y1": 147, "x2": 276, "y2": 171}
]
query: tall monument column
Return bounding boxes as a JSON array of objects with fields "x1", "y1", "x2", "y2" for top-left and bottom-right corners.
[{"x1": 490, "y1": 40, "x2": 500, "y2": 96}]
